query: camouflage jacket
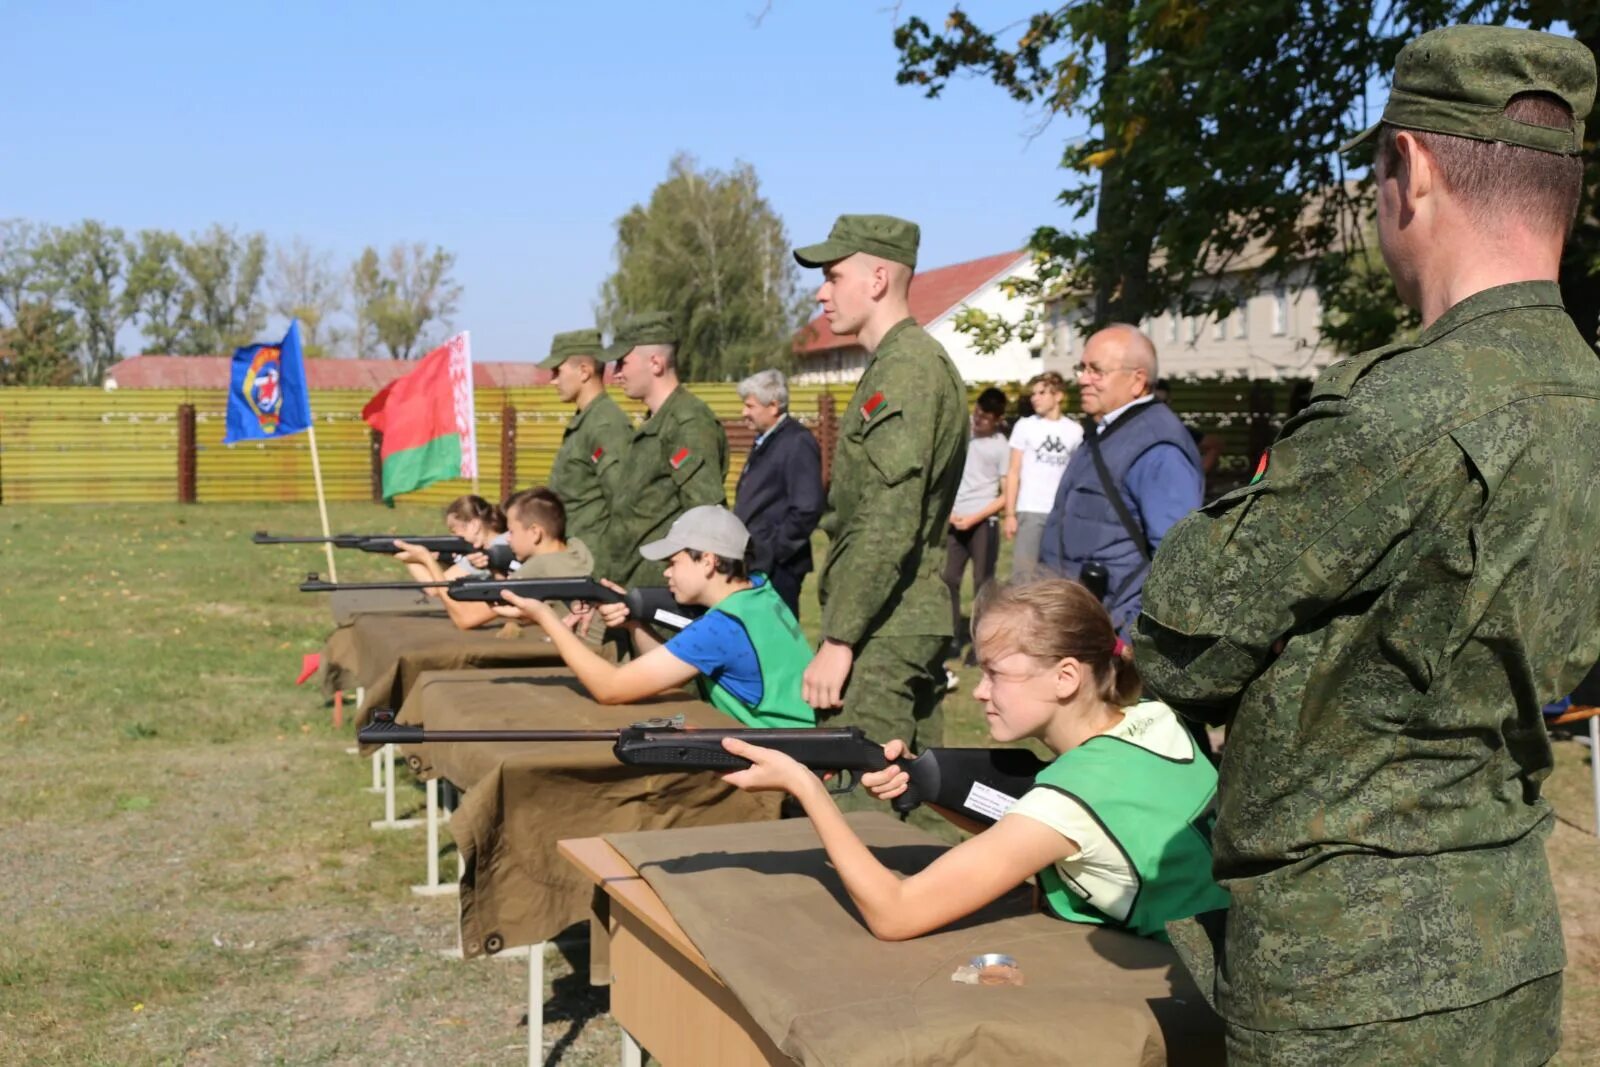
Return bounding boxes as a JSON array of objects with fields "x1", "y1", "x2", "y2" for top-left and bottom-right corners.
[
  {"x1": 547, "y1": 392, "x2": 632, "y2": 548},
  {"x1": 1136, "y1": 282, "x2": 1600, "y2": 1029},
  {"x1": 598, "y1": 385, "x2": 728, "y2": 587},
  {"x1": 818, "y1": 318, "x2": 968, "y2": 643}
]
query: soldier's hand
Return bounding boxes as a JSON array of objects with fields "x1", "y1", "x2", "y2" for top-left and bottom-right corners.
[
  {"x1": 803, "y1": 639, "x2": 854, "y2": 710},
  {"x1": 1003, "y1": 515, "x2": 1018, "y2": 540}
]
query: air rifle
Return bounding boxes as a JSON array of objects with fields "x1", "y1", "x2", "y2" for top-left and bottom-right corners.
[
  {"x1": 357, "y1": 709, "x2": 1048, "y2": 826},
  {"x1": 254, "y1": 530, "x2": 479, "y2": 565},
  {"x1": 298, "y1": 574, "x2": 704, "y2": 631}
]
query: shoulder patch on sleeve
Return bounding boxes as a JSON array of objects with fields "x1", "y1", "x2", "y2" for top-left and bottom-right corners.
[
  {"x1": 861, "y1": 391, "x2": 887, "y2": 422},
  {"x1": 670, "y1": 446, "x2": 690, "y2": 470},
  {"x1": 1249, "y1": 450, "x2": 1269, "y2": 485},
  {"x1": 591, "y1": 446, "x2": 605, "y2": 464}
]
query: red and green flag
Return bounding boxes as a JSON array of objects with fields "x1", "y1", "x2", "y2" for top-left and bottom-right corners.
[{"x1": 361, "y1": 332, "x2": 478, "y2": 499}]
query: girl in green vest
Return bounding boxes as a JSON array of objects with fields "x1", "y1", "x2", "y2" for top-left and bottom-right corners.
[
  {"x1": 500, "y1": 506, "x2": 815, "y2": 729},
  {"x1": 723, "y1": 578, "x2": 1229, "y2": 941}
]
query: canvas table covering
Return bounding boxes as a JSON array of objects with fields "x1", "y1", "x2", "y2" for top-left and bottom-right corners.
[
  {"x1": 397, "y1": 668, "x2": 779, "y2": 956},
  {"x1": 603, "y1": 813, "x2": 1224, "y2": 1067}
]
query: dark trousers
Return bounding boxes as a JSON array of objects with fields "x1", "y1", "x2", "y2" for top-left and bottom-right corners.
[
  {"x1": 944, "y1": 519, "x2": 999, "y2": 651},
  {"x1": 767, "y1": 565, "x2": 804, "y2": 621}
]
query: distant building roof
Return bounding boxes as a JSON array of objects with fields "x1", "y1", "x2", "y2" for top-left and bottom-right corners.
[
  {"x1": 793, "y1": 249, "x2": 1028, "y2": 356},
  {"x1": 104, "y1": 354, "x2": 554, "y2": 390}
]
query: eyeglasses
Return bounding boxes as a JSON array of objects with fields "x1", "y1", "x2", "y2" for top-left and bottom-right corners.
[{"x1": 1073, "y1": 362, "x2": 1127, "y2": 380}]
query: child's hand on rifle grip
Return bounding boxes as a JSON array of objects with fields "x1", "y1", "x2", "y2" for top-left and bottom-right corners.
[
  {"x1": 862, "y1": 739, "x2": 912, "y2": 801},
  {"x1": 593, "y1": 579, "x2": 634, "y2": 630}
]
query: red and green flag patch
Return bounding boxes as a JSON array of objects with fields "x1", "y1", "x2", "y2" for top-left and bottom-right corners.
[
  {"x1": 1250, "y1": 450, "x2": 1270, "y2": 485},
  {"x1": 669, "y1": 446, "x2": 691, "y2": 469},
  {"x1": 590, "y1": 446, "x2": 604, "y2": 464},
  {"x1": 861, "y1": 391, "x2": 886, "y2": 422}
]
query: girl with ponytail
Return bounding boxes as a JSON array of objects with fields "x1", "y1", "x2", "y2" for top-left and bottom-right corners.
[{"x1": 722, "y1": 578, "x2": 1229, "y2": 942}]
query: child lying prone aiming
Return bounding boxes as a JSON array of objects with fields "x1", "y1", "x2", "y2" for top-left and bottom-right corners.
[{"x1": 720, "y1": 578, "x2": 1229, "y2": 941}]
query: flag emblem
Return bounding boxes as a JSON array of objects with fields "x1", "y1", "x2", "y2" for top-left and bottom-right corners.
[
  {"x1": 670, "y1": 447, "x2": 690, "y2": 469},
  {"x1": 243, "y1": 346, "x2": 284, "y2": 433},
  {"x1": 1250, "y1": 450, "x2": 1270, "y2": 485},
  {"x1": 225, "y1": 321, "x2": 311, "y2": 444},
  {"x1": 590, "y1": 446, "x2": 604, "y2": 464},
  {"x1": 861, "y1": 391, "x2": 886, "y2": 422}
]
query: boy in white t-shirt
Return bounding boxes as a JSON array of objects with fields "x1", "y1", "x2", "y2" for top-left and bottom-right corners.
[{"x1": 1004, "y1": 371, "x2": 1083, "y2": 580}]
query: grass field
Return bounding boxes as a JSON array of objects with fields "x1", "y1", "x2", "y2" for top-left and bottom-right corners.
[{"x1": 3, "y1": 503, "x2": 1599, "y2": 1064}]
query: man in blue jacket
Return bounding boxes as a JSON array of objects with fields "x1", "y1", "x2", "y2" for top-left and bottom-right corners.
[
  {"x1": 1041, "y1": 324, "x2": 1202, "y2": 634},
  {"x1": 733, "y1": 369, "x2": 824, "y2": 618}
]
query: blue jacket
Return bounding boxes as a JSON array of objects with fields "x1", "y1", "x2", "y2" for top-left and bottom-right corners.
[
  {"x1": 733, "y1": 415, "x2": 824, "y2": 579},
  {"x1": 1040, "y1": 399, "x2": 1202, "y2": 631}
]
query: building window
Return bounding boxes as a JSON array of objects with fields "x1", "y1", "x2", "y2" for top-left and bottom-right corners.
[
  {"x1": 1212, "y1": 316, "x2": 1226, "y2": 341},
  {"x1": 1234, "y1": 304, "x2": 1249, "y2": 339},
  {"x1": 1187, "y1": 316, "x2": 1199, "y2": 343},
  {"x1": 1167, "y1": 310, "x2": 1179, "y2": 343},
  {"x1": 1273, "y1": 288, "x2": 1289, "y2": 336}
]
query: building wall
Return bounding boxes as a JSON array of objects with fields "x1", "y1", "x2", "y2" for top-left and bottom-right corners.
[{"x1": 925, "y1": 256, "x2": 1044, "y2": 384}]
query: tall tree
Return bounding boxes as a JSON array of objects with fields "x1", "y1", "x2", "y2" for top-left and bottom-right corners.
[
  {"x1": 349, "y1": 243, "x2": 461, "y2": 360},
  {"x1": 269, "y1": 238, "x2": 346, "y2": 357},
  {"x1": 599, "y1": 153, "x2": 807, "y2": 380},
  {"x1": 0, "y1": 301, "x2": 80, "y2": 386},
  {"x1": 175, "y1": 224, "x2": 267, "y2": 354},
  {"x1": 34, "y1": 220, "x2": 138, "y2": 384},
  {"x1": 125, "y1": 229, "x2": 189, "y2": 354},
  {"x1": 0, "y1": 219, "x2": 51, "y2": 321},
  {"x1": 893, "y1": 3, "x2": 1599, "y2": 354}
]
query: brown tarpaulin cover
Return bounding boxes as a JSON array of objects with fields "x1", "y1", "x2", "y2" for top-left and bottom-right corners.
[
  {"x1": 604, "y1": 814, "x2": 1224, "y2": 1067},
  {"x1": 329, "y1": 588, "x2": 445, "y2": 627},
  {"x1": 406, "y1": 670, "x2": 780, "y2": 956}
]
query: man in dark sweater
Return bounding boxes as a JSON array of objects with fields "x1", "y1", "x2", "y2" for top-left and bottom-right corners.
[{"x1": 733, "y1": 369, "x2": 824, "y2": 618}]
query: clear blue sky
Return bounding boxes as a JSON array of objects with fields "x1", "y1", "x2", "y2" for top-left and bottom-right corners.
[{"x1": 2, "y1": 1, "x2": 1083, "y2": 362}]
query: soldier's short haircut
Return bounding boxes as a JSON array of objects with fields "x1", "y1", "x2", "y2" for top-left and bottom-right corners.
[
  {"x1": 1378, "y1": 92, "x2": 1583, "y2": 236},
  {"x1": 1027, "y1": 371, "x2": 1068, "y2": 393},
  {"x1": 737, "y1": 368, "x2": 789, "y2": 411},
  {"x1": 504, "y1": 486, "x2": 566, "y2": 541}
]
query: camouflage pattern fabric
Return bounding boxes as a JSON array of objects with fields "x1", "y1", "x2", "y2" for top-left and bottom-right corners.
[
  {"x1": 598, "y1": 385, "x2": 728, "y2": 588},
  {"x1": 1135, "y1": 281, "x2": 1600, "y2": 1031},
  {"x1": 548, "y1": 391, "x2": 632, "y2": 548}
]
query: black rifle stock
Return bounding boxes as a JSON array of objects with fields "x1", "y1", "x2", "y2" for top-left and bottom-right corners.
[
  {"x1": 357, "y1": 709, "x2": 1046, "y2": 826},
  {"x1": 298, "y1": 574, "x2": 703, "y2": 630},
  {"x1": 254, "y1": 530, "x2": 477, "y2": 564}
]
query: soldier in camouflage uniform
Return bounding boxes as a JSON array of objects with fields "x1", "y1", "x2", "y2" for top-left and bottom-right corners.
[
  {"x1": 538, "y1": 329, "x2": 632, "y2": 551},
  {"x1": 598, "y1": 312, "x2": 729, "y2": 589},
  {"x1": 794, "y1": 215, "x2": 968, "y2": 770},
  {"x1": 1133, "y1": 26, "x2": 1599, "y2": 1064}
]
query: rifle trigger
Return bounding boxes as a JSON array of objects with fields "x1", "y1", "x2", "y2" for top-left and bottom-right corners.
[{"x1": 825, "y1": 769, "x2": 857, "y2": 796}]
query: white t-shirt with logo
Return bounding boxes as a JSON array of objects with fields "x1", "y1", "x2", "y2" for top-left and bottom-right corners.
[{"x1": 1010, "y1": 415, "x2": 1083, "y2": 514}]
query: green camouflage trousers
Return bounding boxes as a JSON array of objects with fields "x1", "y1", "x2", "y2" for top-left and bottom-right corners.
[
  {"x1": 826, "y1": 634, "x2": 946, "y2": 819},
  {"x1": 1226, "y1": 972, "x2": 1562, "y2": 1066}
]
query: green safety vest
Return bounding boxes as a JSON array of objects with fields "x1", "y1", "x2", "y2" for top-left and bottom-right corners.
[
  {"x1": 1033, "y1": 718, "x2": 1230, "y2": 941},
  {"x1": 694, "y1": 579, "x2": 816, "y2": 728}
]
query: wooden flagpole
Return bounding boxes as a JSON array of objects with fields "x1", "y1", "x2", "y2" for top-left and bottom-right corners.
[{"x1": 307, "y1": 421, "x2": 338, "y2": 582}]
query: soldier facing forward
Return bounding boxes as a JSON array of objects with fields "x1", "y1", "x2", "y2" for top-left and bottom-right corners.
[
  {"x1": 599, "y1": 312, "x2": 729, "y2": 589},
  {"x1": 1135, "y1": 25, "x2": 1600, "y2": 1065},
  {"x1": 795, "y1": 215, "x2": 968, "y2": 772}
]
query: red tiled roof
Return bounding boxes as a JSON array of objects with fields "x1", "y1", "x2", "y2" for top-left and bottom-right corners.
[
  {"x1": 104, "y1": 355, "x2": 555, "y2": 390},
  {"x1": 793, "y1": 249, "x2": 1027, "y2": 356}
]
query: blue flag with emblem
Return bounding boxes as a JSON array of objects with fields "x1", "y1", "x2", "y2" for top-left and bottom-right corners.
[{"x1": 224, "y1": 320, "x2": 312, "y2": 444}]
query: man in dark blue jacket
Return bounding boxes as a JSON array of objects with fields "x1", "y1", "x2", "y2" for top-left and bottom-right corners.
[
  {"x1": 733, "y1": 369, "x2": 824, "y2": 618},
  {"x1": 1041, "y1": 324, "x2": 1202, "y2": 634}
]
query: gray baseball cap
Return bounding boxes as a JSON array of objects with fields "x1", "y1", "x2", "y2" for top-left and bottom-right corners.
[{"x1": 640, "y1": 505, "x2": 751, "y2": 562}]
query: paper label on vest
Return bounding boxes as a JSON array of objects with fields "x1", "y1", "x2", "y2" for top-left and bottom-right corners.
[
  {"x1": 652, "y1": 608, "x2": 693, "y2": 630},
  {"x1": 963, "y1": 780, "x2": 1021, "y2": 822}
]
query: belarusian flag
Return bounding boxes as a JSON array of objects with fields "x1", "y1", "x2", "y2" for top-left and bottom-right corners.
[{"x1": 361, "y1": 332, "x2": 478, "y2": 499}]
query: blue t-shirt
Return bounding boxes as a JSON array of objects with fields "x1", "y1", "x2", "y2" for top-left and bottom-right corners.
[{"x1": 663, "y1": 581, "x2": 767, "y2": 707}]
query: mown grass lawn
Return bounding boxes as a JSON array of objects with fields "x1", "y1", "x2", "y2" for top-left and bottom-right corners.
[{"x1": 2, "y1": 503, "x2": 1597, "y2": 1064}]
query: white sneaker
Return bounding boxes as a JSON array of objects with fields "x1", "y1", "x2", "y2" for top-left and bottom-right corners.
[{"x1": 944, "y1": 668, "x2": 961, "y2": 693}]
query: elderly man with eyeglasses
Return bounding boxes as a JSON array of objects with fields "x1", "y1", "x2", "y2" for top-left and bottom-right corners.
[{"x1": 1039, "y1": 324, "x2": 1202, "y2": 637}]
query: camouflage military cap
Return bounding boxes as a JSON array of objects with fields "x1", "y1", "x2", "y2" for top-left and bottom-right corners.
[
  {"x1": 794, "y1": 214, "x2": 920, "y2": 270},
  {"x1": 537, "y1": 328, "x2": 605, "y2": 370},
  {"x1": 1342, "y1": 25, "x2": 1594, "y2": 156},
  {"x1": 606, "y1": 311, "x2": 680, "y2": 359}
]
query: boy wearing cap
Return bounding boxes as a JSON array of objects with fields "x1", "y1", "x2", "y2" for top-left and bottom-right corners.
[
  {"x1": 598, "y1": 312, "x2": 730, "y2": 589},
  {"x1": 1135, "y1": 25, "x2": 1600, "y2": 1062},
  {"x1": 793, "y1": 215, "x2": 969, "y2": 774},
  {"x1": 500, "y1": 506, "x2": 815, "y2": 729},
  {"x1": 540, "y1": 328, "x2": 632, "y2": 548}
]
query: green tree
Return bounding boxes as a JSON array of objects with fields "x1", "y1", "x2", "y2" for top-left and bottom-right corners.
[
  {"x1": 349, "y1": 243, "x2": 461, "y2": 360},
  {"x1": 0, "y1": 219, "x2": 52, "y2": 320},
  {"x1": 125, "y1": 230, "x2": 189, "y2": 355},
  {"x1": 0, "y1": 301, "x2": 80, "y2": 386},
  {"x1": 893, "y1": 3, "x2": 1600, "y2": 354},
  {"x1": 175, "y1": 224, "x2": 267, "y2": 355},
  {"x1": 34, "y1": 220, "x2": 138, "y2": 384},
  {"x1": 599, "y1": 153, "x2": 807, "y2": 381},
  {"x1": 269, "y1": 238, "x2": 346, "y2": 358}
]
